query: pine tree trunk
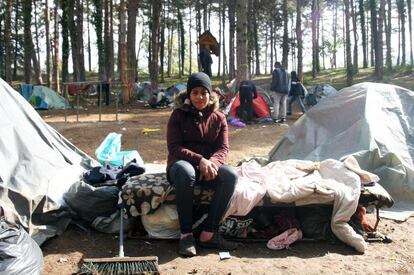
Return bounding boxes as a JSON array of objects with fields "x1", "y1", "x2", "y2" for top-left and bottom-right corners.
[
  {"x1": 45, "y1": 0, "x2": 51, "y2": 86},
  {"x1": 296, "y1": 0, "x2": 303, "y2": 79},
  {"x1": 351, "y1": 0, "x2": 359, "y2": 73},
  {"x1": 408, "y1": 0, "x2": 413, "y2": 65},
  {"x1": 386, "y1": 0, "x2": 392, "y2": 71},
  {"x1": 253, "y1": 0, "x2": 260, "y2": 75},
  {"x1": 228, "y1": 0, "x2": 236, "y2": 79},
  {"x1": 86, "y1": 0, "x2": 92, "y2": 72},
  {"x1": 398, "y1": 0, "x2": 406, "y2": 65},
  {"x1": 378, "y1": 0, "x2": 385, "y2": 79},
  {"x1": 359, "y1": 0, "x2": 368, "y2": 68},
  {"x1": 344, "y1": 0, "x2": 354, "y2": 86},
  {"x1": 4, "y1": 0, "x2": 13, "y2": 83},
  {"x1": 53, "y1": 0, "x2": 60, "y2": 92},
  {"x1": 23, "y1": 0, "x2": 32, "y2": 83},
  {"x1": 126, "y1": 0, "x2": 138, "y2": 99},
  {"x1": 282, "y1": 0, "x2": 289, "y2": 69},
  {"x1": 311, "y1": 0, "x2": 318, "y2": 78},
  {"x1": 76, "y1": 0, "x2": 85, "y2": 81},
  {"x1": 13, "y1": 1, "x2": 19, "y2": 79},
  {"x1": 370, "y1": 0, "x2": 378, "y2": 71},
  {"x1": 236, "y1": 0, "x2": 248, "y2": 84},
  {"x1": 119, "y1": 0, "x2": 128, "y2": 104},
  {"x1": 150, "y1": 0, "x2": 162, "y2": 89},
  {"x1": 332, "y1": 2, "x2": 337, "y2": 69}
]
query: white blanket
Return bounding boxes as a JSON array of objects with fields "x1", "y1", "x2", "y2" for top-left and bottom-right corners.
[{"x1": 226, "y1": 156, "x2": 379, "y2": 253}]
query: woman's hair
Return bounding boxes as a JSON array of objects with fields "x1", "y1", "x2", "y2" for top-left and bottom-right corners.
[{"x1": 290, "y1": 71, "x2": 299, "y2": 81}]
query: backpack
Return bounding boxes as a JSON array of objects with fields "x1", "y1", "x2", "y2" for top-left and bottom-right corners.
[{"x1": 305, "y1": 93, "x2": 317, "y2": 106}]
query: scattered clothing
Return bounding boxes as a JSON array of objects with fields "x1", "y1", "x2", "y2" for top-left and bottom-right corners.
[{"x1": 267, "y1": 228, "x2": 303, "y2": 250}]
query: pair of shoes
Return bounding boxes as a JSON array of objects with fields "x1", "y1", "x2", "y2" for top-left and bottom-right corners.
[
  {"x1": 199, "y1": 233, "x2": 239, "y2": 250},
  {"x1": 286, "y1": 112, "x2": 292, "y2": 115},
  {"x1": 179, "y1": 235, "x2": 197, "y2": 257},
  {"x1": 274, "y1": 118, "x2": 286, "y2": 123}
]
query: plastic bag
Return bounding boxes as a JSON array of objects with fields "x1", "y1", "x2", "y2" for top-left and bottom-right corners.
[
  {"x1": 0, "y1": 221, "x2": 43, "y2": 275},
  {"x1": 95, "y1": 132, "x2": 144, "y2": 167}
]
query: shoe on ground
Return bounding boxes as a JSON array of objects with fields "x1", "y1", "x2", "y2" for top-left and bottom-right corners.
[
  {"x1": 199, "y1": 233, "x2": 239, "y2": 251},
  {"x1": 274, "y1": 118, "x2": 286, "y2": 124},
  {"x1": 286, "y1": 112, "x2": 292, "y2": 115},
  {"x1": 179, "y1": 235, "x2": 197, "y2": 257}
]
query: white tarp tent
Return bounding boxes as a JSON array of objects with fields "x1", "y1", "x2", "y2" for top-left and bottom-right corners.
[{"x1": 269, "y1": 82, "x2": 414, "y2": 220}]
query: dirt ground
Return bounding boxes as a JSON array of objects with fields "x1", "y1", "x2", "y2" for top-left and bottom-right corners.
[{"x1": 40, "y1": 104, "x2": 414, "y2": 275}]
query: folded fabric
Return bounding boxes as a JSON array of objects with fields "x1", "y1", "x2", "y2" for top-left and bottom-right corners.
[{"x1": 266, "y1": 228, "x2": 303, "y2": 250}]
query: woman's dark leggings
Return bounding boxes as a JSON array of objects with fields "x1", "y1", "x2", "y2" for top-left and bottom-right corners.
[{"x1": 168, "y1": 160, "x2": 237, "y2": 234}]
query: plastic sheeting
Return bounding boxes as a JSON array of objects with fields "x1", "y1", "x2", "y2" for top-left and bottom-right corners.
[
  {"x1": 269, "y1": 82, "x2": 414, "y2": 220},
  {"x1": 0, "y1": 78, "x2": 97, "y2": 244},
  {"x1": 0, "y1": 221, "x2": 43, "y2": 275}
]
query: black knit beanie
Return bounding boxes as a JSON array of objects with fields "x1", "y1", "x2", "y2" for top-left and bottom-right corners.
[{"x1": 187, "y1": 72, "x2": 212, "y2": 97}]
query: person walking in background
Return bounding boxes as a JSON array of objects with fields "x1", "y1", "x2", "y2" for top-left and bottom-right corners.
[
  {"x1": 167, "y1": 72, "x2": 238, "y2": 257},
  {"x1": 287, "y1": 71, "x2": 306, "y2": 115},
  {"x1": 199, "y1": 45, "x2": 213, "y2": 77},
  {"x1": 238, "y1": 80, "x2": 258, "y2": 124},
  {"x1": 270, "y1": 61, "x2": 289, "y2": 123}
]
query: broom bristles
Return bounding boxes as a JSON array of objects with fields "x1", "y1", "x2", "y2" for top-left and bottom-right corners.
[{"x1": 80, "y1": 256, "x2": 159, "y2": 275}]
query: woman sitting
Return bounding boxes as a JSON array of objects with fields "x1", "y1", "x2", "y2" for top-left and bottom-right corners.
[{"x1": 167, "y1": 72, "x2": 239, "y2": 257}]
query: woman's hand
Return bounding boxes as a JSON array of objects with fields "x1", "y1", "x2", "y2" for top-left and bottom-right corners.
[{"x1": 199, "y1": 158, "x2": 218, "y2": 181}]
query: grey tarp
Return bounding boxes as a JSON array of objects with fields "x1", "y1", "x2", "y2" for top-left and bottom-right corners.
[
  {"x1": 269, "y1": 82, "x2": 414, "y2": 220},
  {"x1": 0, "y1": 78, "x2": 97, "y2": 244}
]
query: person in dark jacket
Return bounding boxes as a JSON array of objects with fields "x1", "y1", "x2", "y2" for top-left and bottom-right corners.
[
  {"x1": 270, "y1": 61, "x2": 289, "y2": 123},
  {"x1": 287, "y1": 71, "x2": 306, "y2": 115},
  {"x1": 199, "y1": 45, "x2": 213, "y2": 77},
  {"x1": 237, "y1": 80, "x2": 258, "y2": 124},
  {"x1": 167, "y1": 72, "x2": 238, "y2": 257}
]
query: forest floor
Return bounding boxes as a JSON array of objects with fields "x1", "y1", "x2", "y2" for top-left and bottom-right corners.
[{"x1": 39, "y1": 98, "x2": 414, "y2": 274}]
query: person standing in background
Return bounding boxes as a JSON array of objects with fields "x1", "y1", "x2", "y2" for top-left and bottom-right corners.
[
  {"x1": 199, "y1": 45, "x2": 213, "y2": 77},
  {"x1": 270, "y1": 61, "x2": 289, "y2": 123},
  {"x1": 287, "y1": 71, "x2": 306, "y2": 115},
  {"x1": 238, "y1": 80, "x2": 258, "y2": 124}
]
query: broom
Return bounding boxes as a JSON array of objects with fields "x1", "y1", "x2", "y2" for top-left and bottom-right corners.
[{"x1": 80, "y1": 207, "x2": 159, "y2": 275}]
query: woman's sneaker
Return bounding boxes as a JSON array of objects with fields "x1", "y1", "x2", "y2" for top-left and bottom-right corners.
[{"x1": 179, "y1": 235, "x2": 197, "y2": 257}]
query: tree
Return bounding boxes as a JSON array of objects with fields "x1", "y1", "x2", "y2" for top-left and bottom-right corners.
[
  {"x1": 53, "y1": 0, "x2": 60, "y2": 92},
  {"x1": 228, "y1": 0, "x2": 236, "y2": 79},
  {"x1": 377, "y1": 0, "x2": 385, "y2": 79},
  {"x1": 22, "y1": 0, "x2": 32, "y2": 83},
  {"x1": 397, "y1": 0, "x2": 406, "y2": 65},
  {"x1": 119, "y1": 0, "x2": 128, "y2": 103},
  {"x1": 385, "y1": 0, "x2": 392, "y2": 71},
  {"x1": 282, "y1": 0, "x2": 289, "y2": 68},
  {"x1": 311, "y1": 0, "x2": 319, "y2": 78},
  {"x1": 358, "y1": 0, "x2": 368, "y2": 68},
  {"x1": 370, "y1": 0, "x2": 378, "y2": 71},
  {"x1": 344, "y1": 0, "x2": 353, "y2": 86},
  {"x1": 61, "y1": 0, "x2": 70, "y2": 83},
  {"x1": 4, "y1": 0, "x2": 12, "y2": 83},
  {"x1": 92, "y1": 0, "x2": 104, "y2": 80},
  {"x1": 351, "y1": 0, "x2": 358, "y2": 73},
  {"x1": 127, "y1": 0, "x2": 139, "y2": 85},
  {"x1": 45, "y1": 0, "x2": 51, "y2": 86},
  {"x1": 296, "y1": 0, "x2": 303, "y2": 79},
  {"x1": 408, "y1": 0, "x2": 413, "y2": 65},
  {"x1": 236, "y1": 0, "x2": 248, "y2": 84},
  {"x1": 150, "y1": 0, "x2": 162, "y2": 88}
]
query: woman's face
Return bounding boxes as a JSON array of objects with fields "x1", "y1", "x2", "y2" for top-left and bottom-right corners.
[{"x1": 190, "y1": 86, "x2": 210, "y2": 110}]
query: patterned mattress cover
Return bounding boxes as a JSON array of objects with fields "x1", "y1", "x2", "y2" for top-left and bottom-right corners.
[{"x1": 118, "y1": 172, "x2": 394, "y2": 219}]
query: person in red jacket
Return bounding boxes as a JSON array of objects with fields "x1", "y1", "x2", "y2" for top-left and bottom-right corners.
[{"x1": 167, "y1": 72, "x2": 238, "y2": 257}]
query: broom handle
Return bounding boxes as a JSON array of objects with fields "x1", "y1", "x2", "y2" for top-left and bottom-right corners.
[{"x1": 119, "y1": 206, "x2": 125, "y2": 258}]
